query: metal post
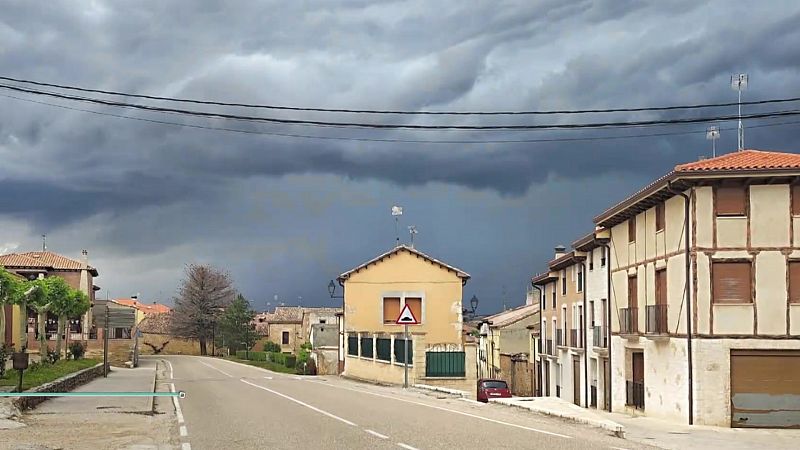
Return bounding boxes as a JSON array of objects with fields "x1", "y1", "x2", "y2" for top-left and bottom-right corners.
[
  {"x1": 17, "y1": 369, "x2": 23, "y2": 392},
  {"x1": 103, "y1": 303, "x2": 109, "y2": 378},
  {"x1": 403, "y1": 324, "x2": 409, "y2": 388}
]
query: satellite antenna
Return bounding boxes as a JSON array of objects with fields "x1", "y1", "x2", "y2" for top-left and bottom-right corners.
[
  {"x1": 408, "y1": 225, "x2": 418, "y2": 248},
  {"x1": 731, "y1": 74, "x2": 748, "y2": 151},
  {"x1": 391, "y1": 206, "x2": 403, "y2": 246},
  {"x1": 706, "y1": 126, "x2": 720, "y2": 157}
]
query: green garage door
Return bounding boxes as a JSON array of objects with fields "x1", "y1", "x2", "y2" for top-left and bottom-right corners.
[{"x1": 731, "y1": 350, "x2": 800, "y2": 428}]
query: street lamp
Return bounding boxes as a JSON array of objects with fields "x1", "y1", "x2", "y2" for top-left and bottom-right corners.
[
  {"x1": 463, "y1": 295, "x2": 479, "y2": 319},
  {"x1": 328, "y1": 280, "x2": 343, "y2": 299}
]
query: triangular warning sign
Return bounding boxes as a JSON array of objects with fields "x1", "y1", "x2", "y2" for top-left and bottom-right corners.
[{"x1": 395, "y1": 304, "x2": 420, "y2": 325}]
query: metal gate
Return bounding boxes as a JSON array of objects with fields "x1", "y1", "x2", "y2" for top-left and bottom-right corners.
[{"x1": 425, "y1": 351, "x2": 465, "y2": 377}]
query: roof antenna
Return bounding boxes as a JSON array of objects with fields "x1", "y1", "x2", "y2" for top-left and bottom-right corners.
[
  {"x1": 391, "y1": 206, "x2": 403, "y2": 246},
  {"x1": 408, "y1": 225, "x2": 418, "y2": 248},
  {"x1": 731, "y1": 73, "x2": 748, "y2": 151},
  {"x1": 706, "y1": 125, "x2": 720, "y2": 157},
  {"x1": 41, "y1": 234, "x2": 46, "y2": 251}
]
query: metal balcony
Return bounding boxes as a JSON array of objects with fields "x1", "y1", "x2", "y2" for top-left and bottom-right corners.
[
  {"x1": 620, "y1": 307, "x2": 639, "y2": 335},
  {"x1": 645, "y1": 304, "x2": 668, "y2": 336}
]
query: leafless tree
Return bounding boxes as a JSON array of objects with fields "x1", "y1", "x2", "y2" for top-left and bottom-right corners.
[{"x1": 171, "y1": 264, "x2": 235, "y2": 355}]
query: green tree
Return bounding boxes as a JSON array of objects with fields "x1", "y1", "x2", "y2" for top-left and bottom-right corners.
[
  {"x1": 27, "y1": 277, "x2": 75, "y2": 357},
  {"x1": 51, "y1": 288, "x2": 90, "y2": 359},
  {"x1": 0, "y1": 269, "x2": 24, "y2": 350},
  {"x1": 218, "y1": 294, "x2": 257, "y2": 354}
]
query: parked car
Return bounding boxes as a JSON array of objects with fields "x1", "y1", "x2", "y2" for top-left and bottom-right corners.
[{"x1": 477, "y1": 378, "x2": 511, "y2": 402}]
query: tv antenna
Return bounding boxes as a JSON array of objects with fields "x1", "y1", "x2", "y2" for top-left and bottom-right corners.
[
  {"x1": 41, "y1": 234, "x2": 46, "y2": 251},
  {"x1": 706, "y1": 125, "x2": 720, "y2": 157},
  {"x1": 391, "y1": 206, "x2": 403, "y2": 246},
  {"x1": 731, "y1": 73, "x2": 748, "y2": 151},
  {"x1": 408, "y1": 225, "x2": 418, "y2": 248}
]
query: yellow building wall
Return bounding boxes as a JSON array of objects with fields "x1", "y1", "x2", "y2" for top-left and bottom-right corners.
[{"x1": 343, "y1": 249, "x2": 464, "y2": 346}]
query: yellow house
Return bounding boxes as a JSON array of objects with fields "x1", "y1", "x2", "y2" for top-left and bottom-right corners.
[
  {"x1": 2, "y1": 270, "x2": 26, "y2": 350},
  {"x1": 337, "y1": 245, "x2": 477, "y2": 390}
]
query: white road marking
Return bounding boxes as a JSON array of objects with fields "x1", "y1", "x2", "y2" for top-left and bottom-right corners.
[
  {"x1": 181, "y1": 443, "x2": 191, "y2": 450},
  {"x1": 303, "y1": 379, "x2": 571, "y2": 439},
  {"x1": 170, "y1": 383, "x2": 185, "y2": 424},
  {"x1": 365, "y1": 429, "x2": 389, "y2": 439},
  {"x1": 458, "y1": 398, "x2": 483, "y2": 405},
  {"x1": 240, "y1": 379, "x2": 357, "y2": 427},
  {"x1": 398, "y1": 443, "x2": 420, "y2": 450},
  {"x1": 264, "y1": 376, "x2": 273, "y2": 380},
  {"x1": 166, "y1": 360, "x2": 175, "y2": 379},
  {"x1": 179, "y1": 425, "x2": 188, "y2": 437},
  {"x1": 609, "y1": 447, "x2": 629, "y2": 450},
  {"x1": 197, "y1": 359, "x2": 233, "y2": 377}
]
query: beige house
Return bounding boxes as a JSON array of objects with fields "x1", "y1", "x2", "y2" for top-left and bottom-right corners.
[
  {"x1": 254, "y1": 306, "x2": 341, "y2": 354},
  {"x1": 337, "y1": 244, "x2": 476, "y2": 390},
  {"x1": 595, "y1": 149, "x2": 800, "y2": 428}
]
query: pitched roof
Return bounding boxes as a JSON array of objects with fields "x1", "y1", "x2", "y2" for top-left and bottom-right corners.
[
  {"x1": 594, "y1": 149, "x2": 800, "y2": 228},
  {"x1": 259, "y1": 306, "x2": 304, "y2": 323},
  {"x1": 0, "y1": 251, "x2": 99, "y2": 276},
  {"x1": 114, "y1": 299, "x2": 172, "y2": 315},
  {"x1": 337, "y1": 245, "x2": 470, "y2": 281},
  {"x1": 483, "y1": 303, "x2": 539, "y2": 328},
  {"x1": 136, "y1": 313, "x2": 172, "y2": 334}
]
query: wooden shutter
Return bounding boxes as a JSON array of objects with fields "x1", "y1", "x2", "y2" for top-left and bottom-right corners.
[
  {"x1": 628, "y1": 276, "x2": 637, "y2": 308},
  {"x1": 793, "y1": 186, "x2": 800, "y2": 216},
  {"x1": 628, "y1": 217, "x2": 636, "y2": 242},
  {"x1": 383, "y1": 297, "x2": 401, "y2": 323},
  {"x1": 655, "y1": 270, "x2": 667, "y2": 305},
  {"x1": 712, "y1": 262, "x2": 752, "y2": 303},
  {"x1": 716, "y1": 186, "x2": 747, "y2": 216},
  {"x1": 405, "y1": 297, "x2": 422, "y2": 323},
  {"x1": 790, "y1": 262, "x2": 800, "y2": 304},
  {"x1": 656, "y1": 203, "x2": 665, "y2": 232}
]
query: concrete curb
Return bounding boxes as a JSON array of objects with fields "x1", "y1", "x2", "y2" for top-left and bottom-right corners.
[
  {"x1": 413, "y1": 384, "x2": 469, "y2": 398},
  {"x1": 148, "y1": 362, "x2": 158, "y2": 413},
  {"x1": 12, "y1": 362, "x2": 106, "y2": 411},
  {"x1": 490, "y1": 398, "x2": 626, "y2": 438}
]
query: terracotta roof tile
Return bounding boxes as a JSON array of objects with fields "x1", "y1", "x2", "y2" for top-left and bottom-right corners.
[
  {"x1": 675, "y1": 149, "x2": 800, "y2": 172},
  {"x1": 0, "y1": 251, "x2": 98, "y2": 276},
  {"x1": 0, "y1": 253, "x2": 51, "y2": 268},
  {"x1": 136, "y1": 313, "x2": 172, "y2": 335}
]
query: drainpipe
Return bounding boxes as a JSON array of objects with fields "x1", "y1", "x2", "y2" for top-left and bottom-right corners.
[
  {"x1": 668, "y1": 181, "x2": 693, "y2": 425},
  {"x1": 583, "y1": 261, "x2": 589, "y2": 408},
  {"x1": 603, "y1": 243, "x2": 612, "y2": 412},
  {"x1": 532, "y1": 280, "x2": 542, "y2": 396}
]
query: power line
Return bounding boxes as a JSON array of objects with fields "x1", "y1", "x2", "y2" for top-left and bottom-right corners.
[
  {"x1": 2, "y1": 74, "x2": 799, "y2": 116},
  {"x1": 3, "y1": 91, "x2": 799, "y2": 145},
  {"x1": 2, "y1": 82, "x2": 800, "y2": 131}
]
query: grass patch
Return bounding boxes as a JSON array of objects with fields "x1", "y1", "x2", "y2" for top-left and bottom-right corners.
[
  {"x1": 0, "y1": 359, "x2": 100, "y2": 391},
  {"x1": 223, "y1": 356, "x2": 297, "y2": 374}
]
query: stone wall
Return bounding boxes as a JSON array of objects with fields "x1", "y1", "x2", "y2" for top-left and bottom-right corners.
[
  {"x1": 13, "y1": 362, "x2": 106, "y2": 411},
  {"x1": 138, "y1": 333, "x2": 201, "y2": 356}
]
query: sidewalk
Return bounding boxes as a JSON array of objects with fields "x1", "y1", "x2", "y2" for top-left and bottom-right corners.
[{"x1": 490, "y1": 396, "x2": 625, "y2": 436}]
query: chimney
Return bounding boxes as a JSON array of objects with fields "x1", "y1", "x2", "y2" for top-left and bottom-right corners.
[
  {"x1": 81, "y1": 249, "x2": 89, "y2": 269},
  {"x1": 554, "y1": 245, "x2": 567, "y2": 259}
]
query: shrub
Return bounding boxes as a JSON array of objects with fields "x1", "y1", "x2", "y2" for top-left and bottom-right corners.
[
  {"x1": 248, "y1": 351, "x2": 267, "y2": 361},
  {"x1": 270, "y1": 352, "x2": 286, "y2": 365},
  {"x1": 69, "y1": 342, "x2": 86, "y2": 360},
  {"x1": 296, "y1": 357, "x2": 317, "y2": 375},
  {"x1": 236, "y1": 350, "x2": 248, "y2": 359},
  {"x1": 284, "y1": 355, "x2": 296, "y2": 368},
  {"x1": 45, "y1": 347, "x2": 60, "y2": 365},
  {"x1": 263, "y1": 341, "x2": 281, "y2": 353}
]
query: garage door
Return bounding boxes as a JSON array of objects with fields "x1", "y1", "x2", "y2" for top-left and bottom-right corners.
[{"x1": 730, "y1": 350, "x2": 800, "y2": 428}]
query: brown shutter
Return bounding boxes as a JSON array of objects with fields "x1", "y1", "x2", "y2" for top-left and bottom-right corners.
[
  {"x1": 790, "y1": 262, "x2": 800, "y2": 304},
  {"x1": 793, "y1": 186, "x2": 800, "y2": 216},
  {"x1": 405, "y1": 297, "x2": 422, "y2": 323},
  {"x1": 716, "y1": 187, "x2": 747, "y2": 216},
  {"x1": 656, "y1": 203, "x2": 665, "y2": 232},
  {"x1": 628, "y1": 217, "x2": 636, "y2": 242},
  {"x1": 383, "y1": 297, "x2": 401, "y2": 323},
  {"x1": 628, "y1": 276, "x2": 637, "y2": 308},
  {"x1": 655, "y1": 270, "x2": 667, "y2": 305},
  {"x1": 712, "y1": 262, "x2": 752, "y2": 303}
]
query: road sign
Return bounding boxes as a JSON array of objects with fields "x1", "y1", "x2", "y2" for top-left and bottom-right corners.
[{"x1": 395, "y1": 304, "x2": 420, "y2": 325}]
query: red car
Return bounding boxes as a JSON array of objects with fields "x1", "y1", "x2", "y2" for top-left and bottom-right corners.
[{"x1": 477, "y1": 378, "x2": 512, "y2": 402}]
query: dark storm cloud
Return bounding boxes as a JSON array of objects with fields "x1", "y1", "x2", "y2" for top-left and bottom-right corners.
[{"x1": 1, "y1": 1, "x2": 800, "y2": 310}]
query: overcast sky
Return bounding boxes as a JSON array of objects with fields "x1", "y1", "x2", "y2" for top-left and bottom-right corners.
[{"x1": 1, "y1": 1, "x2": 799, "y2": 314}]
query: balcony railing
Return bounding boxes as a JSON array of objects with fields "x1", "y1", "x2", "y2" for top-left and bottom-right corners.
[
  {"x1": 555, "y1": 329, "x2": 564, "y2": 347},
  {"x1": 626, "y1": 380, "x2": 645, "y2": 409},
  {"x1": 545, "y1": 339, "x2": 553, "y2": 356},
  {"x1": 569, "y1": 329, "x2": 579, "y2": 348},
  {"x1": 593, "y1": 326, "x2": 607, "y2": 348},
  {"x1": 646, "y1": 304, "x2": 668, "y2": 335},
  {"x1": 620, "y1": 307, "x2": 639, "y2": 334}
]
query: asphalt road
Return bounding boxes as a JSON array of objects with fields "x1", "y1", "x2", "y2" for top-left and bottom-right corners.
[{"x1": 160, "y1": 355, "x2": 651, "y2": 450}]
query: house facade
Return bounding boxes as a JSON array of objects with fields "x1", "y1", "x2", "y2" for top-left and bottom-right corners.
[
  {"x1": 337, "y1": 244, "x2": 476, "y2": 390},
  {"x1": 594, "y1": 149, "x2": 800, "y2": 428},
  {"x1": 254, "y1": 306, "x2": 342, "y2": 354}
]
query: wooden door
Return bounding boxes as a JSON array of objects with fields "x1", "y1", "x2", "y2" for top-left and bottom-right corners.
[
  {"x1": 632, "y1": 352, "x2": 644, "y2": 383},
  {"x1": 573, "y1": 357, "x2": 581, "y2": 406},
  {"x1": 544, "y1": 361, "x2": 550, "y2": 396}
]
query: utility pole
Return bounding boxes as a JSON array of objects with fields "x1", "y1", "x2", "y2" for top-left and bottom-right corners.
[
  {"x1": 392, "y1": 206, "x2": 403, "y2": 246},
  {"x1": 403, "y1": 323, "x2": 409, "y2": 388},
  {"x1": 731, "y1": 73, "x2": 748, "y2": 151}
]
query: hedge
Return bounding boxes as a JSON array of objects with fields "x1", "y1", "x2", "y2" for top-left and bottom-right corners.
[{"x1": 234, "y1": 350, "x2": 295, "y2": 368}]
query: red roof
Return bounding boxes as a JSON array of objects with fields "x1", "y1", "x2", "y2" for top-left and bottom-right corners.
[
  {"x1": 0, "y1": 251, "x2": 98, "y2": 276},
  {"x1": 114, "y1": 298, "x2": 171, "y2": 315},
  {"x1": 675, "y1": 149, "x2": 800, "y2": 172}
]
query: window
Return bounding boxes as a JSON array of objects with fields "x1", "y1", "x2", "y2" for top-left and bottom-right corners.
[
  {"x1": 405, "y1": 297, "x2": 422, "y2": 323},
  {"x1": 589, "y1": 301, "x2": 595, "y2": 327},
  {"x1": 716, "y1": 186, "x2": 747, "y2": 216},
  {"x1": 282, "y1": 331, "x2": 289, "y2": 345},
  {"x1": 541, "y1": 286, "x2": 546, "y2": 310},
  {"x1": 628, "y1": 217, "x2": 636, "y2": 243},
  {"x1": 793, "y1": 186, "x2": 800, "y2": 216},
  {"x1": 383, "y1": 297, "x2": 401, "y2": 324},
  {"x1": 589, "y1": 249, "x2": 594, "y2": 271},
  {"x1": 790, "y1": 262, "x2": 800, "y2": 303},
  {"x1": 600, "y1": 247, "x2": 606, "y2": 267},
  {"x1": 561, "y1": 270, "x2": 567, "y2": 295},
  {"x1": 552, "y1": 289, "x2": 556, "y2": 308},
  {"x1": 656, "y1": 203, "x2": 665, "y2": 232},
  {"x1": 628, "y1": 276, "x2": 637, "y2": 308},
  {"x1": 360, "y1": 336, "x2": 373, "y2": 358},
  {"x1": 319, "y1": 318, "x2": 326, "y2": 324},
  {"x1": 347, "y1": 334, "x2": 358, "y2": 356},
  {"x1": 577, "y1": 266, "x2": 583, "y2": 292},
  {"x1": 655, "y1": 269, "x2": 667, "y2": 305},
  {"x1": 712, "y1": 262, "x2": 752, "y2": 304}
]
